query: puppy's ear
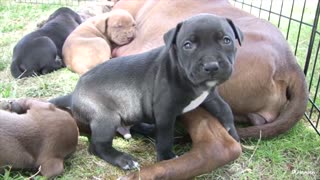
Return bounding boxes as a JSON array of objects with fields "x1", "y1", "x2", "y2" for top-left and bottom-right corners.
[
  {"x1": 163, "y1": 22, "x2": 183, "y2": 49},
  {"x1": 96, "y1": 16, "x2": 109, "y2": 34},
  {"x1": 226, "y1": 18, "x2": 243, "y2": 46}
]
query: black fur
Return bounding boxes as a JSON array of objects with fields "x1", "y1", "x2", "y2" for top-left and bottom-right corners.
[
  {"x1": 11, "y1": 7, "x2": 82, "y2": 78},
  {"x1": 50, "y1": 14, "x2": 242, "y2": 170}
]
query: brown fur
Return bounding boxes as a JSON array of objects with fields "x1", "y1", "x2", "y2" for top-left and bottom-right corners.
[
  {"x1": 0, "y1": 99, "x2": 78, "y2": 178},
  {"x1": 119, "y1": 108, "x2": 241, "y2": 180},
  {"x1": 113, "y1": 0, "x2": 308, "y2": 139},
  {"x1": 63, "y1": 9, "x2": 136, "y2": 74}
]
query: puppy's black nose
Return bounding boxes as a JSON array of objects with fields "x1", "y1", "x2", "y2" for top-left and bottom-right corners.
[{"x1": 203, "y1": 62, "x2": 219, "y2": 72}]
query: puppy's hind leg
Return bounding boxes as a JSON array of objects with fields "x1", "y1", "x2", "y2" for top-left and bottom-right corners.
[{"x1": 88, "y1": 113, "x2": 139, "y2": 170}]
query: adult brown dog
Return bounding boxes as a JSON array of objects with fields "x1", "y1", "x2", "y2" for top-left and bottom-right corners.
[
  {"x1": 113, "y1": 0, "x2": 308, "y2": 139},
  {"x1": 63, "y1": 9, "x2": 136, "y2": 74},
  {"x1": 113, "y1": 0, "x2": 307, "y2": 179},
  {"x1": 0, "y1": 99, "x2": 78, "y2": 178}
]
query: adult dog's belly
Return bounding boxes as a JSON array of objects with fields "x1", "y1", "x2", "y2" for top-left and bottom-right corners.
[{"x1": 113, "y1": 0, "x2": 307, "y2": 138}]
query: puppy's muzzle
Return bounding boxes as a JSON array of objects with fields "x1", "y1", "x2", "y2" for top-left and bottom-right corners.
[{"x1": 202, "y1": 61, "x2": 219, "y2": 73}]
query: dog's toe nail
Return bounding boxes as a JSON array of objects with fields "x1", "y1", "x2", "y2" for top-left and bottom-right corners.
[
  {"x1": 122, "y1": 164, "x2": 130, "y2": 170},
  {"x1": 121, "y1": 160, "x2": 139, "y2": 170},
  {"x1": 124, "y1": 133, "x2": 132, "y2": 139},
  {"x1": 133, "y1": 161, "x2": 140, "y2": 168}
]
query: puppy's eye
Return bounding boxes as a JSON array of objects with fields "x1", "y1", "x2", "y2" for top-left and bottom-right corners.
[
  {"x1": 183, "y1": 41, "x2": 193, "y2": 49},
  {"x1": 223, "y1": 36, "x2": 231, "y2": 44}
]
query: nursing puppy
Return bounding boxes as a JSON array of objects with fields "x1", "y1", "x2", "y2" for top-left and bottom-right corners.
[
  {"x1": 0, "y1": 99, "x2": 78, "y2": 178},
  {"x1": 50, "y1": 14, "x2": 242, "y2": 170},
  {"x1": 63, "y1": 9, "x2": 135, "y2": 75},
  {"x1": 11, "y1": 7, "x2": 82, "y2": 78}
]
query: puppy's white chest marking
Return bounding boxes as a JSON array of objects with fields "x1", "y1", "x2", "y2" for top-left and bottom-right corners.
[
  {"x1": 182, "y1": 91, "x2": 209, "y2": 113},
  {"x1": 206, "y1": 80, "x2": 218, "y2": 87}
]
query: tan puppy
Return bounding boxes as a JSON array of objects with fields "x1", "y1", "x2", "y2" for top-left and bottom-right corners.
[
  {"x1": 120, "y1": 108, "x2": 241, "y2": 180},
  {"x1": 0, "y1": 99, "x2": 78, "y2": 178},
  {"x1": 63, "y1": 9, "x2": 136, "y2": 74}
]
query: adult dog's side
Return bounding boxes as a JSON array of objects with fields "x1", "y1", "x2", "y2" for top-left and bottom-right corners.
[
  {"x1": 113, "y1": 0, "x2": 308, "y2": 139},
  {"x1": 0, "y1": 99, "x2": 78, "y2": 178},
  {"x1": 11, "y1": 7, "x2": 82, "y2": 78},
  {"x1": 63, "y1": 9, "x2": 136, "y2": 74},
  {"x1": 51, "y1": 14, "x2": 242, "y2": 169}
]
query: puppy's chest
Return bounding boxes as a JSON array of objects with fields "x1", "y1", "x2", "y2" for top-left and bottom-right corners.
[{"x1": 182, "y1": 91, "x2": 209, "y2": 113}]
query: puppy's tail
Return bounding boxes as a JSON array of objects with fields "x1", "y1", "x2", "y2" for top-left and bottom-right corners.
[
  {"x1": 49, "y1": 94, "x2": 92, "y2": 136},
  {"x1": 49, "y1": 94, "x2": 73, "y2": 109},
  {"x1": 237, "y1": 62, "x2": 308, "y2": 139}
]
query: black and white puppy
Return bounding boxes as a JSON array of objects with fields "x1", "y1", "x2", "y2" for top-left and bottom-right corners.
[
  {"x1": 50, "y1": 13, "x2": 243, "y2": 170},
  {"x1": 11, "y1": 7, "x2": 82, "y2": 78}
]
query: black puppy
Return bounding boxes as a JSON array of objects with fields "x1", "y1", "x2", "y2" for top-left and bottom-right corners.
[
  {"x1": 11, "y1": 7, "x2": 82, "y2": 78},
  {"x1": 50, "y1": 14, "x2": 243, "y2": 170}
]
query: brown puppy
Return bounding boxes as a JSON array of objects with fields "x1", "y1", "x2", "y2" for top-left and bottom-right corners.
[
  {"x1": 63, "y1": 9, "x2": 136, "y2": 75},
  {"x1": 0, "y1": 99, "x2": 78, "y2": 178},
  {"x1": 113, "y1": 0, "x2": 308, "y2": 139},
  {"x1": 120, "y1": 108, "x2": 241, "y2": 180}
]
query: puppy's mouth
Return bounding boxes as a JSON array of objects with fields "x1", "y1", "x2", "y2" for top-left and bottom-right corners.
[{"x1": 188, "y1": 66, "x2": 232, "y2": 87}]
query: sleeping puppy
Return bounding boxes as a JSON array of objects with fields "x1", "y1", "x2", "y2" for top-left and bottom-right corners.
[
  {"x1": 63, "y1": 9, "x2": 136, "y2": 75},
  {"x1": 11, "y1": 7, "x2": 82, "y2": 78},
  {"x1": 50, "y1": 14, "x2": 242, "y2": 170},
  {"x1": 0, "y1": 99, "x2": 78, "y2": 178}
]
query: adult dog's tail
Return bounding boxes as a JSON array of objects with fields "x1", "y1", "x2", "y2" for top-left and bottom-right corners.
[{"x1": 237, "y1": 64, "x2": 308, "y2": 139}]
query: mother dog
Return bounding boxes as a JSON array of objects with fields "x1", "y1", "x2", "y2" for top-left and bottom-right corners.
[
  {"x1": 113, "y1": 0, "x2": 308, "y2": 139},
  {"x1": 51, "y1": 14, "x2": 242, "y2": 169}
]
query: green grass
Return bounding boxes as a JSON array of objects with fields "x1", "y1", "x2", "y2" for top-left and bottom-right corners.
[{"x1": 0, "y1": 1, "x2": 319, "y2": 180}]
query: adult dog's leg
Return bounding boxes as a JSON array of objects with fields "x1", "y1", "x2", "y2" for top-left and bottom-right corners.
[{"x1": 120, "y1": 108, "x2": 241, "y2": 179}]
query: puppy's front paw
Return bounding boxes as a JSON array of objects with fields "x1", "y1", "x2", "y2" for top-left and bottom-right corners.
[
  {"x1": 116, "y1": 154, "x2": 139, "y2": 170},
  {"x1": 157, "y1": 150, "x2": 177, "y2": 161}
]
